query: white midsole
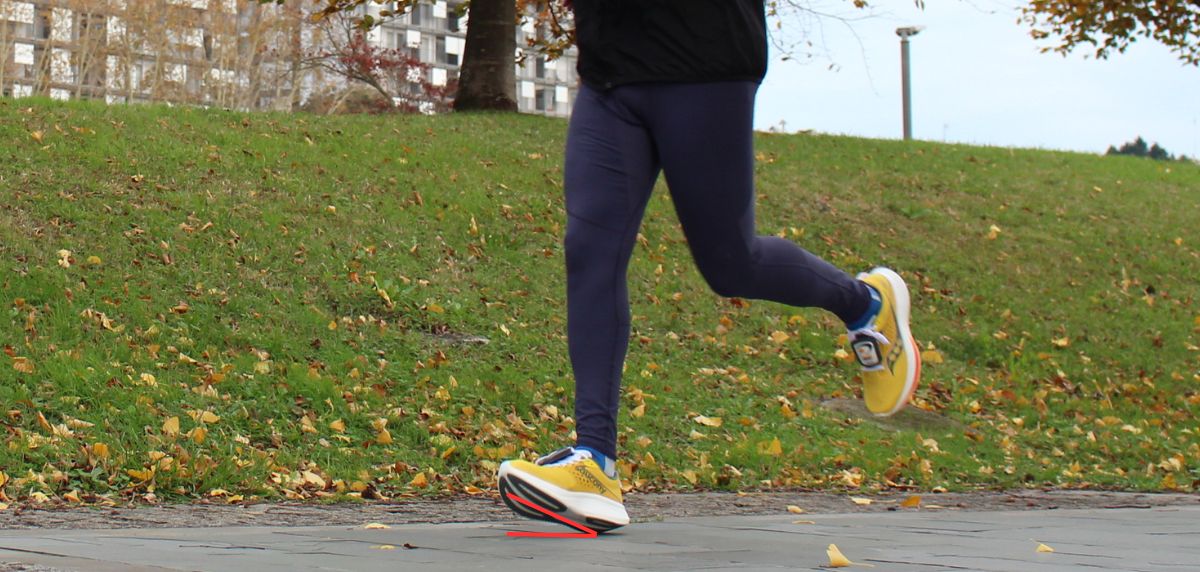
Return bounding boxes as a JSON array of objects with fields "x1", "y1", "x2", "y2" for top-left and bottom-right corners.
[
  {"x1": 499, "y1": 463, "x2": 630, "y2": 526},
  {"x1": 872, "y1": 267, "x2": 920, "y2": 416}
]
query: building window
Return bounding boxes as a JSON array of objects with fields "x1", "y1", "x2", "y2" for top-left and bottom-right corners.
[
  {"x1": 35, "y1": 12, "x2": 50, "y2": 39},
  {"x1": 419, "y1": 35, "x2": 434, "y2": 63}
]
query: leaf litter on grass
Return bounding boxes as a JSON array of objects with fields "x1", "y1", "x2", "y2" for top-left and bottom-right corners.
[{"x1": 1, "y1": 100, "x2": 1198, "y2": 508}]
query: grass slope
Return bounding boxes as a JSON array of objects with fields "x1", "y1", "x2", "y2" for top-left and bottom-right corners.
[{"x1": 1, "y1": 98, "x2": 1198, "y2": 506}]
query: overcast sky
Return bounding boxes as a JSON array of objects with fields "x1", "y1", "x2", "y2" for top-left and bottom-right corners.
[{"x1": 754, "y1": 0, "x2": 1200, "y2": 157}]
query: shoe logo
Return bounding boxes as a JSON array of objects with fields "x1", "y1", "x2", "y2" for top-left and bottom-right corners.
[
  {"x1": 886, "y1": 334, "x2": 904, "y2": 374},
  {"x1": 574, "y1": 465, "x2": 611, "y2": 495},
  {"x1": 852, "y1": 339, "x2": 882, "y2": 368}
]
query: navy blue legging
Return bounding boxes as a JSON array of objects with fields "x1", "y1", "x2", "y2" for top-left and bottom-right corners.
[{"x1": 565, "y1": 82, "x2": 871, "y2": 460}]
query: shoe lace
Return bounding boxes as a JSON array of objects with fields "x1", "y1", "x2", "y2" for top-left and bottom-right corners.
[
  {"x1": 535, "y1": 447, "x2": 591, "y2": 467},
  {"x1": 849, "y1": 326, "x2": 890, "y2": 347}
]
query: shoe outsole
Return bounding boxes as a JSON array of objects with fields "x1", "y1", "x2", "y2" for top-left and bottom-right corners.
[
  {"x1": 499, "y1": 474, "x2": 563, "y2": 522},
  {"x1": 497, "y1": 470, "x2": 628, "y2": 533},
  {"x1": 869, "y1": 267, "x2": 921, "y2": 416}
]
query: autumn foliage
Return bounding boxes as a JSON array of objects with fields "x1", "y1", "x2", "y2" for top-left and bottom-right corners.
[
  {"x1": 3, "y1": 94, "x2": 1200, "y2": 508},
  {"x1": 306, "y1": 26, "x2": 456, "y2": 114},
  {"x1": 1022, "y1": 0, "x2": 1200, "y2": 65}
]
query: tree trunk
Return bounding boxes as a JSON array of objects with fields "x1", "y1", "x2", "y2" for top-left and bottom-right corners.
[{"x1": 453, "y1": 0, "x2": 516, "y2": 112}]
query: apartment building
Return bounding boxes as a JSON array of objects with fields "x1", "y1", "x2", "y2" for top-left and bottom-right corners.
[
  {"x1": 0, "y1": 0, "x2": 576, "y2": 117},
  {"x1": 0, "y1": 0, "x2": 302, "y2": 109},
  {"x1": 366, "y1": 0, "x2": 576, "y2": 116}
]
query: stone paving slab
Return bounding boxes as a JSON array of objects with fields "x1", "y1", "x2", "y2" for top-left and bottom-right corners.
[{"x1": 1, "y1": 506, "x2": 1197, "y2": 571}]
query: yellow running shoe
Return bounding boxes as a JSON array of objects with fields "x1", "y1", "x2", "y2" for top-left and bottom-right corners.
[
  {"x1": 498, "y1": 447, "x2": 630, "y2": 532},
  {"x1": 849, "y1": 267, "x2": 921, "y2": 416}
]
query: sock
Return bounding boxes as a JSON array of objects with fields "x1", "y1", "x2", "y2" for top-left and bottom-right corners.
[
  {"x1": 575, "y1": 445, "x2": 617, "y2": 479},
  {"x1": 846, "y1": 284, "x2": 882, "y2": 331}
]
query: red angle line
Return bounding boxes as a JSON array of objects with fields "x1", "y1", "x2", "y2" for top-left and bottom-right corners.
[{"x1": 504, "y1": 493, "x2": 598, "y2": 538}]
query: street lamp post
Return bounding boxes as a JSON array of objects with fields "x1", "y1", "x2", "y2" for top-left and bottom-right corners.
[{"x1": 896, "y1": 26, "x2": 924, "y2": 141}]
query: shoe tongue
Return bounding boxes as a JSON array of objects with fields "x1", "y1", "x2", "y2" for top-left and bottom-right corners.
[{"x1": 536, "y1": 447, "x2": 589, "y2": 466}]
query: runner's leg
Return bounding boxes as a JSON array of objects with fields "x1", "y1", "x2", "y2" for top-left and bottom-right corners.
[
  {"x1": 565, "y1": 85, "x2": 661, "y2": 461},
  {"x1": 647, "y1": 82, "x2": 872, "y2": 324}
]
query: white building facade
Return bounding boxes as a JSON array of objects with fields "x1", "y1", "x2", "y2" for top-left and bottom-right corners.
[
  {"x1": 365, "y1": 0, "x2": 575, "y2": 116},
  {"x1": 0, "y1": 0, "x2": 576, "y2": 117}
]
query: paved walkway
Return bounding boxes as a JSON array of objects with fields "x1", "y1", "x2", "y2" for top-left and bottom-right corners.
[{"x1": 1, "y1": 505, "x2": 1197, "y2": 571}]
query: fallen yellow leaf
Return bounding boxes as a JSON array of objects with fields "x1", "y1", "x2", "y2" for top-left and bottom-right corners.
[
  {"x1": 363, "y1": 523, "x2": 391, "y2": 530},
  {"x1": 301, "y1": 470, "x2": 326, "y2": 489},
  {"x1": 763, "y1": 437, "x2": 783, "y2": 456},
  {"x1": 792, "y1": 519, "x2": 815, "y2": 525},
  {"x1": 770, "y1": 331, "x2": 790, "y2": 344},
  {"x1": 92, "y1": 442, "x2": 110, "y2": 460},
  {"x1": 199, "y1": 411, "x2": 220, "y2": 424},
  {"x1": 374, "y1": 545, "x2": 396, "y2": 550},
  {"x1": 11, "y1": 357, "x2": 33, "y2": 374},
  {"x1": 900, "y1": 495, "x2": 922, "y2": 508},
  {"x1": 51, "y1": 423, "x2": 75, "y2": 439},
  {"x1": 375, "y1": 428, "x2": 393, "y2": 445},
  {"x1": 36, "y1": 411, "x2": 52, "y2": 432},
  {"x1": 986, "y1": 224, "x2": 1002, "y2": 240},
  {"x1": 693, "y1": 415, "x2": 722, "y2": 427},
  {"x1": 787, "y1": 505, "x2": 805, "y2": 514},
  {"x1": 827, "y1": 544, "x2": 853, "y2": 567},
  {"x1": 329, "y1": 419, "x2": 346, "y2": 432},
  {"x1": 126, "y1": 467, "x2": 154, "y2": 481},
  {"x1": 850, "y1": 497, "x2": 872, "y2": 506},
  {"x1": 1036, "y1": 542, "x2": 1055, "y2": 553},
  {"x1": 162, "y1": 416, "x2": 180, "y2": 436},
  {"x1": 919, "y1": 349, "x2": 944, "y2": 364},
  {"x1": 631, "y1": 404, "x2": 645, "y2": 418},
  {"x1": 1161, "y1": 473, "x2": 1180, "y2": 490},
  {"x1": 410, "y1": 472, "x2": 429, "y2": 488}
]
